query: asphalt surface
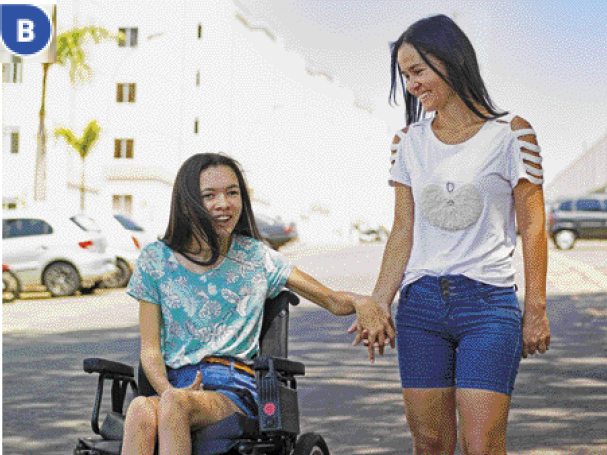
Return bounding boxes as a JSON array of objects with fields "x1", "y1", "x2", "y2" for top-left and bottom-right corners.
[
  {"x1": 3, "y1": 291, "x2": 607, "y2": 455},
  {"x1": 4, "y1": 241, "x2": 607, "y2": 454}
]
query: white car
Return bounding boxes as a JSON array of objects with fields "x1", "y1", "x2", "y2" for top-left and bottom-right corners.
[
  {"x1": 98, "y1": 214, "x2": 156, "y2": 288},
  {"x1": 2, "y1": 210, "x2": 117, "y2": 297}
]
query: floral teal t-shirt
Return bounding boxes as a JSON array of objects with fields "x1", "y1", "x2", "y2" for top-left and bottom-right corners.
[{"x1": 126, "y1": 235, "x2": 294, "y2": 369}]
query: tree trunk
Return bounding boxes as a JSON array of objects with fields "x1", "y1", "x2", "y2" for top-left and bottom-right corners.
[
  {"x1": 34, "y1": 63, "x2": 51, "y2": 201},
  {"x1": 80, "y1": 158, "x2": 85, "y2": 212}
]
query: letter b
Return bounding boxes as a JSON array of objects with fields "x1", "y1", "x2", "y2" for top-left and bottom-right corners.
[{"x1": 18, "y1": 20, "x2": 35, "y2": 43}]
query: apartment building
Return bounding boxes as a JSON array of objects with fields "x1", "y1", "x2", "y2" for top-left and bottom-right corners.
[
  {"x1": 545, "y1": 134, "x2": 607, "y2": 202},
  {"x1": 2, "y1": 0, "x2": 391, "y2": 240}
]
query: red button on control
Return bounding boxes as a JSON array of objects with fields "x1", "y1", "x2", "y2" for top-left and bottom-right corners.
[{"x1": 263, "y1": 403, "x2": 276, "y2": 416}]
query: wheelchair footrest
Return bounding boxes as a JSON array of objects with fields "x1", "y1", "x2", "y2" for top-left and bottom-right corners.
[{"x1": 74, "y1": 438, "x2": 121, "y2": 455}]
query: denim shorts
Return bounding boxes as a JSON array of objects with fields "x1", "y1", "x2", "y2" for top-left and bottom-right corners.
[
  {"x1": 167, "y1": 360, "x2": 258, "y2": 418},
  {"x1": 395, "y1": 275, "x2": 523, "y2": 396}
]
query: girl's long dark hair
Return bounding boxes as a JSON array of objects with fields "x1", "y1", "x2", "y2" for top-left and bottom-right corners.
[
  {"x1": 389, "y1": 14, "x2": 507, "y2": 126},
  {"x1": 160, "y1": 153, "x2": 262, "y2": 266}
]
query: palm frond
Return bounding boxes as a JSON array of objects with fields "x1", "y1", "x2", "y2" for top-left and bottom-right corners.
[
  {"x1": 54, "y1": 127, "x2": 79, "y2": 148},
  {"x1": 55, "y1": 26, "x2": 116, "y2": 83},
  {"x1": 55, "y1": 120, "x2": 101, "y2": 160}
]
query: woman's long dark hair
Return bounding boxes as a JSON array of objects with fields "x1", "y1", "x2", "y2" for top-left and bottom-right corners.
[
  {"x1": 389, "y1": 14, "x2": 507, "y2": 125},
  {"x1": 160, "y1": 153, "x2": 262, "y2": 266}
]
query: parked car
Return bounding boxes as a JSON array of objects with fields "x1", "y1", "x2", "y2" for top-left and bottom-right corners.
[
  {"x1": 97, "y1": 214, "x2": 156, "y2": 288},
  {"x1": 548, "y1": 194, "x2": 607, "y2": 249},
  {"x1": 2, "y1": 210, "x2": 117, "y2": 297},
  {"x1": 255, "y1": 214, "x2": 298, "y2": 250}
]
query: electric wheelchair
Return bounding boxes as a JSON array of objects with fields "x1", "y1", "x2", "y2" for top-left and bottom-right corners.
[{"x1": 74, "y1": 291, "x2": 331, "y2": 455}]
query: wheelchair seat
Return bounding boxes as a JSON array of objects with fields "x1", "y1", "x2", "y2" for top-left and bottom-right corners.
[{"x1": 74, "y1": 290, "x2": 331, "y2": 455}]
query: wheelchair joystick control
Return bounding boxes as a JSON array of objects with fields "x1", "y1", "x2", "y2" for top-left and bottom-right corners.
[{"x1": 257, "y1": 358, "x2": 300, "y2": 435}]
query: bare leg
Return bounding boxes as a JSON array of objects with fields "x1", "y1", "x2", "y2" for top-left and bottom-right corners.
[
  {"x1": 121, "y1": 396, "x2": 160, "y2": 455},
  {"x1": 456, "y1": 388, "x2": 512, "y2": 455},
  {"x1": 157, "y1": 388, "x2": 243, "y2": 455},
  {"x1": 402, "y1": 388, "x2": 458, "y2": 455}
]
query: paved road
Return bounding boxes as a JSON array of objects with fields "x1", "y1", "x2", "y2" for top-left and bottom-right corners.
[{"x1": 3, "y1": 242, "x2": 607, "y2": 455}]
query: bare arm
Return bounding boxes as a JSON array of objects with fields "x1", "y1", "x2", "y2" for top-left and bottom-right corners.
[
  {"x1": 511, "y1": 116, "x2": 550, "y2": 358},
  {"x1": 286, "y1": 267, "x2": 355, "y2": 315},
  {"x1": 372, "y1": 183, "x2": 415, "y2": 309},
  {"x1": 514, "y1": 180, "x2": 550, "y2": 357},
  {"x1": 139, "y1": 300, "x2": 172, "y2": 395},
  {"x1": 286, "y1": 267, "x2": 395, "y2": 361}
]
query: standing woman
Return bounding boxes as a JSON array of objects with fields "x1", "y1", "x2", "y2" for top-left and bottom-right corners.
[
  {"x1": 367, "y1": 14, "x2": 549, "y2": 455},
  {"x1": 121, "y1": 153, "x2": 393, "y2": 455}
]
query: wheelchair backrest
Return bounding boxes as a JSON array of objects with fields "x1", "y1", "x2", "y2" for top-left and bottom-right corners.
[
  {"x1": 137, "y1": 290, "x2": 299, "y2": 397},
  {"x1": 259, "y1": 290, "x2": 299, "y2": 358}
]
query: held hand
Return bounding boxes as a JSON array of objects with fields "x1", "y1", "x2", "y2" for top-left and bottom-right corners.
[
  {"x1": 347, "y1": 320, "x2": 392, "y2": 349},
  {"x1": 522, "y1": 305, "x2": 551, "y2": 358},
  {"x1": 345, "y1": 293, "x2": 396, "y2": 362}
]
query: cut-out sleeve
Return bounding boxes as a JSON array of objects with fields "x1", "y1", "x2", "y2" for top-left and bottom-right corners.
[
  {"x1": 389, "y1": 128, "x2": 411, "y2": 187},
  {"x1": 508, "y1": 119, "x2": 543, "y2": 186}
]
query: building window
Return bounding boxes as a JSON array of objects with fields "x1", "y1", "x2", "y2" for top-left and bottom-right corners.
[
  {"x1": 3, "y1": 127, "x2": 19, "y2": 154},
  {"x1": 194, "y1": 119, "x2": 199, "y2": 134},
  {"x1": 196, "y1": 70, "x2": 200, "y2": 86},
  {"x1": 113, "y1": 195, "x2": 133, "y2": 215},
  {"x1": 117, "y1": 83, "x2": 136, "y2": 102},
  {"x1": 198, "y1": 24, "x2": 202, "y2": 39},
  {"x1": 2, "y1": 63, "x2": 22, "y2": 83},
  {"x1": 114, "y1": 139, "x2": 134, "y2": 158},
  {"x1": 118, "y1": 28, "x2": 138, "y2": 47}
]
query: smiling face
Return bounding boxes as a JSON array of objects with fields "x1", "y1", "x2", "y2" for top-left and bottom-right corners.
[
  {"x1": 397, "y1": 43, "x2": 456, "y2": 113},
  {"x1": 199, "y1": 165, "x2": 243, "y2": 245}
]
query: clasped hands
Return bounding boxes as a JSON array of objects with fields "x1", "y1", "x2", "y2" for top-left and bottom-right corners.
[{"x1": 342, "y1": 292, "x2": 396, "y2": 362}]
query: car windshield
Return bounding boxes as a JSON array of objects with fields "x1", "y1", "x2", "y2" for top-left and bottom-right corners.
[
  {"x1": 114, "y1": 214, "x2": 144, "y2": 231},
  {"x1": 71, "y1": 215, "x2": 101, "y2": 232}
]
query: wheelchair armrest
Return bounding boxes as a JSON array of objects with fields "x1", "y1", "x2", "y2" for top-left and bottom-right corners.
[
  {"x1": 253, "y1": 356, "x2": 305, "y2": 376},
  {"x1": 82, "y1": 358, "x2": 137, "y2": 436},
  {"x1": 83, "y1": 358, "x2": 134, "y2": 379}
]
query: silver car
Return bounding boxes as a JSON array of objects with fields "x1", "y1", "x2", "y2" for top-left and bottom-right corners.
[
  {"x1": 98, "y1": 214, "x2": 156, "y2": 288},
  {"x1": 2, "y1": 210, "x2": 117, "y2": 297}
]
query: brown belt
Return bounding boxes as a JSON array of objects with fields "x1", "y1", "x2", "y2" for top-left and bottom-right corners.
[{"x1": 203, "y1": 356, "x2": 254, "y2": 377}]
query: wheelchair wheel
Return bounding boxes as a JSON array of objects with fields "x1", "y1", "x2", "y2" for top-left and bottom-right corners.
[{"x1": 292, "y1": 433, "x2": 330, "y2": 455}]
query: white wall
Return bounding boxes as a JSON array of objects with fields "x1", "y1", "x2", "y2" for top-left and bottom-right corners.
[{"x1": 3, "y1": 0, "x2": 394, "y2": 244}]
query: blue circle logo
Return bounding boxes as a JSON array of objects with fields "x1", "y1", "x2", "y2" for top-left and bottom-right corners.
[{"x1": 1, "y1": 4, "x2": 53, "y2": 57}]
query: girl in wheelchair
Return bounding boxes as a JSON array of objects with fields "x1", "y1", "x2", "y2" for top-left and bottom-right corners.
[{"x1": 121, "y1": 153, "x2": 395, "y2": 455}]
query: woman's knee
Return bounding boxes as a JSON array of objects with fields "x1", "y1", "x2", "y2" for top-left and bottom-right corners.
[
  {"x1": 125, "y1": 396, "x2": 158, "y2": 432},
  {"x1": 412, "y1": 429, "x2": 457, "y2": 455},
  {"x1": 157, "y1": 388, "x2": 200, "y2": 424},
  {"x1": 460, "y1": 430, "x2": 506, "y2": 455}
]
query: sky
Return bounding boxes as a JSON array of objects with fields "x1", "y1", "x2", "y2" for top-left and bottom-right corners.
[{"x1": 237, "y1": 0, "x2": 607, "y2": 190}]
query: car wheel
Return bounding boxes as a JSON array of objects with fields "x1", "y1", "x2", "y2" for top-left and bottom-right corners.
[
  {"x1": 292, "y1": 433, "x2": 330, "y2": 455},
  {"x1": 2, "y1": 270, "x2": 21, "y2": 304},
  {"x1": 554, "y1": 229, "x2": 576, "y2": 250},
  {"x1": 43, "y1": 262, "x2": 81, "y2": 297},
  {"x1": 102, "y1": 258, "x2": 132, "y2": 288}
]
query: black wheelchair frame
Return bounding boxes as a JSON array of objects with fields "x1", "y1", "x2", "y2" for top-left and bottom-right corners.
[{"x1": 73, "y1": 291, "x2": 330, "y2": 455}]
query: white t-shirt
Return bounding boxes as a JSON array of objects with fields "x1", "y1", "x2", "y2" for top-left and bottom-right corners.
[{"x1": 389, "y1": 115, "x2": 543, "y2": 288}]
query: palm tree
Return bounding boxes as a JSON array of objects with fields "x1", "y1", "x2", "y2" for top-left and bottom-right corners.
[
  {"x1": 54, "y1": 120, "x2": 101, "y2": 211},
  {"x1": 35, "y1": 25, "x2": 118, "y2": 201}
]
